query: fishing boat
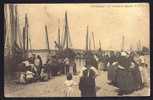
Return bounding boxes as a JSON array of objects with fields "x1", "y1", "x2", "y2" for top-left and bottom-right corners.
[
  {"x1": 4, "y1": 4, "x2": 31, "y2": 78},
  {"x1": 84, "y1": 26, "x2": 98, "y2": 69},
  {"x1": 53, "y1": 11, "x2": 76, "y2": 59},
  {"x1": 44, "y1": 11, "x2": 76, "y2": 76}
]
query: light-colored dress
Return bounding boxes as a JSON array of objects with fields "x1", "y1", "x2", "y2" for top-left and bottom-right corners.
[
  {"x1": 34, "y1": 58, "x2": 40, "y2": 66},
  {"x1": 139, "y1": 56, "x2": 149, "y2": 85},
  {"x1": 69, "y1": 65, "x2": 73, "y2": 75},
  {"x1": 26, "y1": 70, "x2": 34, "y2": 79},
  {"x1": 19, "y1": 72, "x2": 26, "y2": 84},
  {"x1": 64, "y1": 80, "x2": 77, "y2": 97}
]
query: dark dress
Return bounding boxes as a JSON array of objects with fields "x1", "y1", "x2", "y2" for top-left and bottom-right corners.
[
  {"x1": 116, "y1": 56, "x2": 138, "y2": 92},
  {"x1": 37, "y1": 56, "x2": 43, "y2": 76},
  {"x1": 79, "y1": 69, "x2": 96, "y2": 97}
]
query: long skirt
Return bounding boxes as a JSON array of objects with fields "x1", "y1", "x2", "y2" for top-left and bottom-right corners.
[
  {"x1": 65, "y1": 65, "x2": 69, "y2": 75},
  {"x1": 107, "y1": 65, "x2": 111, "y2": 81},
  {"x1": 108, "y1": 65, "x2": 117, "y2": 83},
  {"x1": 69, "y1": 66, "x2": 74, "y2": 75},
  {"x1": 131, "y1": 67, "x2": 142, "y2": 89},
  {"x1": 99, "y1": 62, "x2": 105, "y2": 71},
  {"x1": 81, "y1": 88, "x2": 96, "y2": 97},
  {"x1": 116, "y1": 68, "x2": 136, "y2": 92},
  {"x1": 64, "y1": 87, "x2": 76, "y2": 97},
  {"x1": 139, "y1": 66, "x2": 149, "y2": 85}
]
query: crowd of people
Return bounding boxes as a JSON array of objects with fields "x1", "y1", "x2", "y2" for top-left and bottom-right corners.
[
  {"x1": 98, "y1": 51, "x2": 149, "y2": 95},
  {"x1": 15, "y1": 50, "x2": 149, "y2": 96},
  {"x1": 17, "y1": 53, "x2": 77, "y2": 84},
  {"x1": 63, "y1": 50, "x2": 149, "y2": 96},
  {"x1": 17, "y1": 54, "x2": 43, "y2": 83}
]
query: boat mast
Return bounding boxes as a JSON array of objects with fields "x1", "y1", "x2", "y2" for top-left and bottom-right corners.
[
  {"x1": 23, "y1": 26, "x2": 26, "y2": 51},
  {"x1": 89, "y1": 36, "x2": 91, "y2": 50},
  {"x1": 58, "y1": 19, "x2": 61, "y2": 47},
  {"x1": 15, "y1": 5, "x2": 23, "y2": 49},
  {"x1": 86, "y1": 25, "x2": 89, "y2": 51},
  {"x1": 139, "y1": 40, "x2": 141, "y2": 51},
  {"x1": 54, "y1": 19, "x2": 63, "y2": 51},
  {"x1": 137, "y1": 42, "x2": 139, "y2": 52},
  {"x1": 25, "y1": 14, "x2": 29, "y2": 51},
  {"x1": 129, "y1": 44, "x2": 133, "y2": 52},
  {"x1": 4, "y1": 4, "x2": 11, "y2": 56},
  {"x1": 4, "y1": 5, "x2": 7, "y2": 46},
  {"x1": 121, "y1": 35, "x2": 125, "y2": 51},
  {"x1": 63, "y1": 11, "x2": 72, "y2": 49},
  {"x1": 99, "y1": 40, "x2": 101, "y2": 50},
  {"x1": 4, "y1": 4, "x2": 9, "y2": 50},
  {"x1": 7, "y1": 4, "x2": 23, "y2": 57},
  {"x1": 92, "y1": 32, "x2": 95, "y2": 49},
  {"x1": 45, "y1": 25, "x2": 50, "y2": 53},
  {"x1": 29, "y1": 35, "x2": 32, "y2": 51},
  {"x1": 65, "y1": 12, "x2": 69, "y2": 49},
  {"x1": 9, "y1": 4, "x2": 15, "y2": 50},
  {"x1": 14, "y1": 5, "x2": 18, "y2": 43},
  {"x1": 9, "y1": 4, "x2": 19, "y2": 55}
]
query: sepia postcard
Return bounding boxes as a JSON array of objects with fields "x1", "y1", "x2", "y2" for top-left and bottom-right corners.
[{"x1": 4, "y1": 3, "x2": 150, "y2": 97}]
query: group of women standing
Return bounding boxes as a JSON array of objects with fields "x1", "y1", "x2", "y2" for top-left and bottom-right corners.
[{"x1": 106, "y1": 51, "x2": 149, "y2": 95}]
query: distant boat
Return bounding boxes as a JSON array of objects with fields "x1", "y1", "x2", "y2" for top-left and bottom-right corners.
[{"x1": 53, "y1": 11, "x2": 75, "y2": 59}]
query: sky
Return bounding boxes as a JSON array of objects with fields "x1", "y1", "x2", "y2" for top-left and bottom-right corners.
[{"x1": 8, "y1": 3, "x2": 150, "y2": 50}]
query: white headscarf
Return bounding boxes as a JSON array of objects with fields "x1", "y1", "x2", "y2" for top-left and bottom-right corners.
[
  {"x1": 121, "y1": 51, "x2": 127, "y2": 57},
  {"x1": 22, "y1": 61, "x2": 30, "y2": 67},
  {"x1": 28, "y1": 53, "x2": 33, "y2": 58}
]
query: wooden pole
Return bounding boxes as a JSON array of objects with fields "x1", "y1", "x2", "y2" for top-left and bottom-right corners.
[
  {"x1": 99, "y1": 40, "x2": 101, "y2": 50},
  {"x1": 9, "y1": 4, "x2": 15, "y2": 54},
  {"x1": 139, "y1": 40, "x2": 141, "y2": 51},
  {"x1": 121, "y1": 35, "x2": 125, "y2": 51},
  {"x1": 65, "y1": 12, "x2": 69, "y2": 49},
  {"x1": 45, "y1": 25, "x2": 50, "y2": 53},
  {"x1": 63, "y1": 11, "x2": 72, "y2": 49},
  {"x1": 58, "y1": 19, "x2": 61, "y2": 47},
  {"x1": 25, "y1": 14, "x2": 29, "y2": 51},
  {"x1": 89, "y1": 36, "x2": 91, "y2": 50},
  {"x1": 92, "y1": 32, "x2": 95, "y2": 49},
  {"x1": 23, "y1": 27, "x2": 26, "y2": 51},
  {"x1": 86, "y1": 25, "x2": 89, "y2": 51}
]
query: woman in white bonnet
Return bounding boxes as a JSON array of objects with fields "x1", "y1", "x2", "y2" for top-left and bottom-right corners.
[
  {"x1": 116, "y1": 51, "x2": 137, "y2": 95},
  {"x1": 138, "y1": 53, "x2": 149, "y2": 87}
]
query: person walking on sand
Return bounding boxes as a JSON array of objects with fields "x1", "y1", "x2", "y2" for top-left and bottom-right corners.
[
  {"x1": 64, "y1": 73, "x2": 77, "y2": 97},
  {"x1": 64, "y1": 57, "x2": 70, "y2": 75}
]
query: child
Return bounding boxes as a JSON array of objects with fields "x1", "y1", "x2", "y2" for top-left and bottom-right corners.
[
  {"x1": 64, "y1": 73, "x2": 77, "y2": 97},
  {"x1": 19, "y1": 72, "x2": 26, "y2": 84}
]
